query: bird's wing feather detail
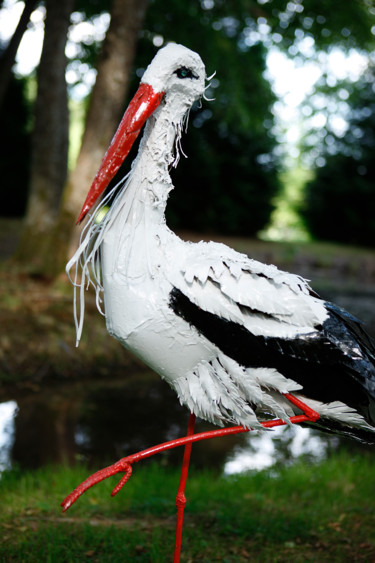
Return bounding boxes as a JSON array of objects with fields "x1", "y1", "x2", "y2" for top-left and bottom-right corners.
[
  {"x1": 169, "y1": 240, "x2": 328, "y2": 338},
  {"x1": 172, "y1": 358, "x2": 301, "y2": 429}
]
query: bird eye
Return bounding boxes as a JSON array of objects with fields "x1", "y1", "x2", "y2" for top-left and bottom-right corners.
[{"x1": 175, "y1": 67, "x2": 198, "y2": 80}]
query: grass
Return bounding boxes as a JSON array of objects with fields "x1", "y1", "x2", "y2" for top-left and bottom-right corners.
[{"x1": 0, "y1": 451, "x2": 374, "y2": 562}]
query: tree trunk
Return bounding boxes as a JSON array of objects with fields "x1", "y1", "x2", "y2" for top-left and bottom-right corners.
[
  {"x1": 0, "y1": 0, "x2": 39, "y2": 108},
  {"x1": 16, "y1": 0, "x2": 74, "y2": 274},
  {"x1": 52, "y1": 0, "x2": 149, "y2": 278}
]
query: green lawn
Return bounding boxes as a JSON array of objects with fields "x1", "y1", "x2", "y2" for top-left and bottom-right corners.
[{"x1": 0, "y1": 451, "x2": 374, "y2": 562}]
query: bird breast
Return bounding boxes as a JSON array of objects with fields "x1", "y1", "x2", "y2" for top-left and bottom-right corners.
[{"x1": 101, "y1": 226, "x2": 216, "y2": 383}]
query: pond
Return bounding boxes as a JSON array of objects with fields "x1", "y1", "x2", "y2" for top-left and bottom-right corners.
[
  {"x1": 1, "y1": 285, "x2": 374, "y2": 475},
  {"x1": 0, "y1": 376, "x2": 344, "y2": 476}
]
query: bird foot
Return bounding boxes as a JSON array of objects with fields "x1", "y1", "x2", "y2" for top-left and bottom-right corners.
[{"x1": 61, "y1": 457, "x2": 134, "y2": 512}]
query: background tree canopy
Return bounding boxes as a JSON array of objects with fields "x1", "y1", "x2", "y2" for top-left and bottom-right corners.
[
  {"x1": 0, "y1": 0, "x2": 375, "y2": 278},
  {"x1": 136, "y1": 1, "x2": 279, "y2": 234},
  {"x1": 301, "y1": 66, "x2": 375, "y2": 246}
]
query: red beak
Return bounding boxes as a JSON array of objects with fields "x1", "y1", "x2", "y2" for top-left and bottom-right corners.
[{"x1": 77, "y1": 82, "x2": 165, "y2": 224}]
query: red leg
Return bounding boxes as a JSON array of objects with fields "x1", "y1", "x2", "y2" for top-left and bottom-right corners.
[
  {"x1": 61, "y1": 393, "x2": 319, "y2": 512},
  {"x1": 174, "y1": 413, "x2": 196, "y2": 563},
  {"x1": 283, "y1": 393, "x2": 320, "y2": 422}
]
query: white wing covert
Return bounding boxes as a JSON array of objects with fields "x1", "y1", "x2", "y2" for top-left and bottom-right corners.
[{"x1": 169, "y1": 240, "x2": 328, "y2": 339}]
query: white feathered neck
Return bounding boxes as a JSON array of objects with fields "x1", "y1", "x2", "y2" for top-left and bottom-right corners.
[{"x1": 66, "y1": 88, "x2": 195, "y2": 346}]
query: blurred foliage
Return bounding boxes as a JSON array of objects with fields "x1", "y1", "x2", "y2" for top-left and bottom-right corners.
[
  {"x1": 130, "y1": 1, "x2": 279, "y2": 235},
  {"x1": 2, "y1": 0, "x2": 375, "y2": 236},
  {"x1": 129, "y1": 0, "x2": 375, "y2": 235},
  {"x1": 258, "y1": 0, "x2": 375, "y2": 51},
  {"x1": 262, "y1": 167, "x2": 312, "y2": 241},
  {"x1": 74, "y1": 0, "x2": 111, "y2": 17},
  {"x1": 168, "y1": 116, "x2": 278, "y2": 234},
  {"x1": 0, "y1": 74, "x2": 31, "y2": 217},
  {"x1": 301, "y1": 68, "x2": 375, "y2": 246},
  {"x1": 51, "y1": 0, "x2": 375, "y2": 237}
]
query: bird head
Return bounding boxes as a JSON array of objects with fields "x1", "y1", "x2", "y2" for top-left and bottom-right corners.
[{"x1": 76, "y1": 43, "x2": 206, "y2": 224}]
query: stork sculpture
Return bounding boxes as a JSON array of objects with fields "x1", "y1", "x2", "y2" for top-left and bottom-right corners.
[{"x1": 63, "y1": 44, "x2": 375, "y2": 561}]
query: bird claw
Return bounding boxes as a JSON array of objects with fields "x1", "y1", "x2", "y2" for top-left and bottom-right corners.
[
  {"x1": 61, "y1": 456, "x2": 134, "y2": 512},
  {"x1": 111, "y1": 463, "x2": 133, "y2": 497}
]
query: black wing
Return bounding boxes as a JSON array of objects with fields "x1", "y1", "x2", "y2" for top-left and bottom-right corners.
[{"x1": 169, "y1": 287, "x2": 375, "y2": 441}]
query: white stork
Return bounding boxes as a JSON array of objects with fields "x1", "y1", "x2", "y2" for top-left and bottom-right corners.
[
  {"x1": 67, "y1": 43, "x2": 375, "y2": 444},
  {"x1": 67, "y1": 43, "x2": 375, "y2": 445}
]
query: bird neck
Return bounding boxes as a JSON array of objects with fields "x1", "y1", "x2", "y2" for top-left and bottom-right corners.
[
  {"x1": 129, "y1": 94, "x2": 189, "y2": 216},
  {"x1": 100, "y1": 97, "x2": 187, "y2": 277}
]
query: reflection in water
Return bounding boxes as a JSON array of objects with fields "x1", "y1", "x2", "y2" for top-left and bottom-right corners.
[
  {"x1": 65, "y1": 375, "x2": 245, "y2": 470},
  {"x1": 0, "y1": 374, "x2": 244, "y2": 471},
  {"x1": 224, "y1": 425, "x2": 339, "y2": 474},
  {"x1": 0, "y1": 401, "x2": 17, "y2": 471},
  {"x1": 0, "y1": 375, "x2": 351, "y2": 476}
]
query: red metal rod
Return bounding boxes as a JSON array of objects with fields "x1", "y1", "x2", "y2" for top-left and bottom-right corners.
[
  {"x1": 61, "y1": 394, "x2": 320, "y2": 512},
  {"x1": 174, "y1": 413, "x2": 196, "y2": 563},
  {"x1": 283, "y1": 393, "x2": 320, "y2": 421}
]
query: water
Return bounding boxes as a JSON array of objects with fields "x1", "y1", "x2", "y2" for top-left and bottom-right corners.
[
  {"x1": 0, "y1": 389, "x2": 370, "y2": 475},
  {"x1": 0, "y1": 401, "x2": 17, "y2": 471},
  {"x1": 224, "y1": 425, "x2": 339, "y2": 474},
  {"x1": 0, "y1": 375, "x2": 365, "y2": 476}
]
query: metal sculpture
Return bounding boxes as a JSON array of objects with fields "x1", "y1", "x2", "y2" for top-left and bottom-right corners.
[{"x1": 63, "y1": 44, "x2": 375, "y2": 562}]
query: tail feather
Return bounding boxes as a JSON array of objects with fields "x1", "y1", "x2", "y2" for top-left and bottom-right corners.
[{"x1": 312, "y1": 418, "x2": 375, "y2": 445}]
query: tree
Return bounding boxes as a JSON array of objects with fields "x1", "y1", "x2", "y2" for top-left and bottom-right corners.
[
  {"x1": 301, "y1": 68, "x2": 375, "y2": 246},
  {"x1": 0, "y1": 0, "x2": 37, "y2": 219},
  {"x1": 167, "y1": 86, "x2": 278, "y2": 236},
  {"x1": 16, "y1": 0, "x2": 74, "y2": 271},
  {"x1": 10, "y1": 0, "x2": 375, "y2": 276},
  {"x1": 96, "y1": 0, "x2": 282, "y2": 237},
  {"x1": 60, "y1": 0, "x2": 375, "y2": 245},
  {"x1": 0, "y1": 0, "x2": 38, "y2": 109},
  {"x1": 41, "y1": 0, "x2": 149, "y2": 278},
  {"x1": 0, "y1": 75, "x2": 31, "y2": 217}
]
